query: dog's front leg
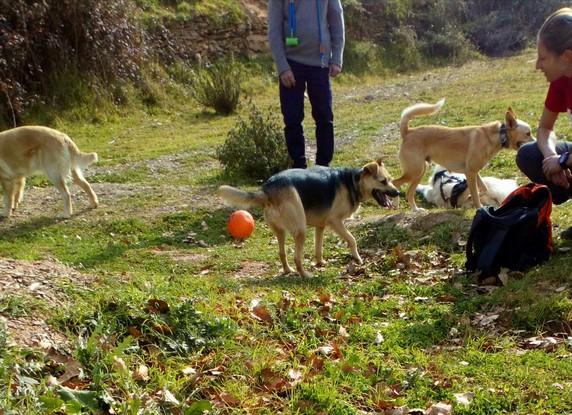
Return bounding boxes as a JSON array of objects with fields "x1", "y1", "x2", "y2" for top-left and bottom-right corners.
[
  {"x1": 53, "y1": 178, "x2": 73, "y2": 218},
  {"x1": 476, "y1": 174, "x2": 489, "y2": 194},
  {"x1": 329, "y1": 221, "x2": 362, "y2": 264},
  {"x1": 14, "y1": 177, "x2": 25, "y2": 209},
  {"x1": 465, "y1": 171, "x2": 483, "y2": 208},
  {"x1": 314, "y1": 226, "x2": 326, "y2": 267},
  {"x1": 1, "y1": 179, "x2": 14, "y2": 218}
]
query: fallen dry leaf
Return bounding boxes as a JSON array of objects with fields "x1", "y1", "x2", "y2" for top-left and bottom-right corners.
[
  {"x1": 146, "y1": 299, "x2": 170, "y2": 314},
  {"x1": 113, "y1": 356, "x2": 127, "y2": 372},
  {"x1": 161, "y1": 388, "x2": 180, "y2": 405},
  {"x1": 251, "y1": 304, "x2": 273, "y2": 324},
  {"x1": 426, "y1": 402, "x2": 452, "y2": 415},
  {"x1": 454, "y1": 392, "x2": 475, "y2": 406},
  {"x1": 259, "y1": 368, "x2": 290, "y2": 392},
  {"x1": 133, "y1": 364, "x2": 150, "y2": 381}
]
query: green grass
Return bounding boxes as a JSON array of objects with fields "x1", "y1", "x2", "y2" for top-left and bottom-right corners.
[{"x1": 1, "y1": 50, "x2": 572, "y2": 414}]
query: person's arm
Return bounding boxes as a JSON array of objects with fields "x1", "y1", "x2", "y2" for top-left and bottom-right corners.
[
  {"x1": 539, "y1": 107, "x2": 571, "y2": 187},
  {"x1": 327, "y1": 0, "x2": 344, "y2": 77},
  {"x1": 268, "y1": 0, "x2": 289, "y2": 76},
  {"x1": 537, "y1": 107, "x2": 559, "y2": 157}
]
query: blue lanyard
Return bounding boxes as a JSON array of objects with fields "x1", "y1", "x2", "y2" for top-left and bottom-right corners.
[
  {"x1": 316, "y1": 0, "x2": 325, "y2": 66},
  {"x1": 288, "y1": 0, "x2": 296, "y2": 38},
  {"x1": 288, "y1": 0, "x2": 326, "y2": 67}
]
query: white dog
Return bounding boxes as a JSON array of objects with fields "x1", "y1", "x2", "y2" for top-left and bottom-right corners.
[{"x1": 416, "y1": 165, "x2": 518, "y2": 209}]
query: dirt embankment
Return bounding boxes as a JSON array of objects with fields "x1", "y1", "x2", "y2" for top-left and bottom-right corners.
[{"x1": 151, "y1": 0, "x2": 269, "y2": 64}]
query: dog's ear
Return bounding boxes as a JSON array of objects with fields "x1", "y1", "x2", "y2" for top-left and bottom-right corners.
[
  {"x1": 506, "y1": 107, "x2": 517, "y2": 129},
  {"x1": 363, "y1": 162, "x2": 379, "y2": 176},
  {"x1": 376, "y1": 157, "x2": 385, "y2": 166}
]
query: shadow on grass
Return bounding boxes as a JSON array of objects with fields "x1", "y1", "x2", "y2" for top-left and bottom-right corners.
[{"x1": 0, "y1": 214, "x2": 69, "y2": 237}]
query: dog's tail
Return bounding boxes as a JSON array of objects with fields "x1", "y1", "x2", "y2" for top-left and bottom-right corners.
[
  {"x1": 66, "y1": 136, "x2": 98, "y2": 170},
  {"x1": 217, "y1": 185, "x2": 268, "y2": 209},
  {"x1": 400, "y1": 98, "x2": 445, "y2": 138}
]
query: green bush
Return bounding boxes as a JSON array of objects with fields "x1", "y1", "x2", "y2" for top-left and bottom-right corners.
[
  {"x1": 380, "y1": 26, "x2": 422, "y2": 71},
  {"x1": 190, "y1": 59, "x2": 242, "y2": 115},
  {"x1": 419, "y1": 26, "x2": 478, "y2": 65},
  {"x1": 216, "y1": 105, "x2": 290, "y2": 180},
  {"x1": 343, "y1": 40, "x2": 382, "y2": 75}
]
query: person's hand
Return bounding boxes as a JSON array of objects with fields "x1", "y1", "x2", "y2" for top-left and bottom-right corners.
[
  {"x1": 547, "y1": 170, "x2": 571, "y2": 188},
  {"x1": 280, "y1": 69, "x2": 295, "y2": 88},
  {"x1": 542, "y1": 155, "x2": 562, "y2": 176},
  {"x1": 329, "y1": 64, "x2": 342, "y2": 78}
]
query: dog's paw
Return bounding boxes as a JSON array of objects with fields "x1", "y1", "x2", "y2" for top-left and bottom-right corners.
[
  {"x1": 353, "y1": 256, "x2": 363, "y2": 265},
  {"x1": 283, "y1": 266, "x2": 296, "y2": 275},
  {"x1": 300, "y1": 270, "x2": 314, "y2": 278}
]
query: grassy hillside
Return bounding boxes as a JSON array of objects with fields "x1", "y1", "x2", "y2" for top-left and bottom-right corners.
[{"x1": 1, "y1": 51, "x2": 572, "y2": 414}]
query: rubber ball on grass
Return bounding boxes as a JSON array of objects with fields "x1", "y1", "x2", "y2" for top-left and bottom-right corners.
[{"x1": 227, "y1": 210, "x2": 255, "y2": 240}]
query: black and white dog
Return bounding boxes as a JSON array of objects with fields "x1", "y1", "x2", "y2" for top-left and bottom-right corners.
[{"x1": 416, "y1": 165, "x2": 518, "y2": 209}]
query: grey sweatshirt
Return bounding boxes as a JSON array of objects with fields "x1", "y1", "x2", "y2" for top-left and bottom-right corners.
[{"x1": 268, "y1": 0, "x2": 345, "y2": 75}]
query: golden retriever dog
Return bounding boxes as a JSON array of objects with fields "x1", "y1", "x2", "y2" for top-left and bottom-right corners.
[
  {"x1": 393, "y1": 99, "x2": 534, "y2": 210},
  {"x1": 217, "y1": 160, "x2": 399, "y2": 277},
  {"x1": 0, "y1": 126, "x2": 99, "y2": 218}
]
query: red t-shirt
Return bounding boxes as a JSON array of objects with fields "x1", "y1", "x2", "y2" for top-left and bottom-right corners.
[{"x1": 545, "y1": 76, "x2": 572, "y2": 113}]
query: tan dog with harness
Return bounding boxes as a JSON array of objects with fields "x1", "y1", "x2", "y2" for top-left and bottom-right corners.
[{"x1": 393, "y1": 99, "x2": 535, "y2": 210}]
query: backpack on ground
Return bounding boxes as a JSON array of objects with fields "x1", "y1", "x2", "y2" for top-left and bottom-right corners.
[{"x1": 465, "y1": 183, "x2": 553, "y2": 281}]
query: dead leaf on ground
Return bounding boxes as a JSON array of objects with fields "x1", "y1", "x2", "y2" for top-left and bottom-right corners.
[
  {"x1": 454, "y1": 391, "x2": 475, "y2": 406},
  {"x1": 426, "y1": 402, "x2": 453, "y2": 414},
  {"x1": 250, "y1": 300, "x2": 273, "y2": 324},
  {"x1": 146, "y1": 299, "x2": 170, "y2": 314},
  {"x1": 259, "y1": 368, "x2": 291, "y2": 392},
  {"x1": 133, "y1": 364, "x2": 150, "y2": 381}
]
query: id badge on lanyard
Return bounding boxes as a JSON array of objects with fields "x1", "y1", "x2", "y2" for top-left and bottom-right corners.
[{"x1": 286, "y1": 0, "x2": 299, "y2": 46}]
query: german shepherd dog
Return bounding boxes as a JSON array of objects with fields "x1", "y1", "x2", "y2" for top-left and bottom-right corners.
[
  {"x1": 393, "y1": 99, "x2": 534, "y2": 210},
  {"x1": 0, "y1": 126, "x2": 99, "y2": 218},
  {"x1": 217, "y1": 160, "x2": 399, "y2": 277}
]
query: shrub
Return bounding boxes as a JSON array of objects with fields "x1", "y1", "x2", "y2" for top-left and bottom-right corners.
[
  {"x1": 190, "y1": 59, "x2": 242, "y2": 115},
  {"x1": 418, "y1": 25, "x2": 478, "y2": 65},
  {"x1": 216, "y1": 105, "x2": 290, "y2": 180},
  {"x1": 0, "y1": 0, "x2": 146, "y2": 126},
  {"x1": 379, "y1": 26, "x2": 422, "y2": 71},
  {"x1": 343, "y1": 40, "x2": 382, "y2": 75}
]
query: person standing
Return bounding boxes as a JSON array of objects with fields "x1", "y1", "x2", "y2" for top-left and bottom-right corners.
[{"x1": 268, "y1": 0, "x2": 345, "y2": 169}]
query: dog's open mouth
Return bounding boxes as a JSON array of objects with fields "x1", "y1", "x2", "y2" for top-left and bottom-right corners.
[{"x1": 372, "y1": 189, "x2": 395, "y2": 208}]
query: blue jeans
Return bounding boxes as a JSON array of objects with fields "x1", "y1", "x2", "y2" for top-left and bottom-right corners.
[
  {"x1": 516, "y1": 140, "x2": 572, "y2": 204},
  {"x1": 279, "y1": 59, "x2": 334, "y2": 168}
]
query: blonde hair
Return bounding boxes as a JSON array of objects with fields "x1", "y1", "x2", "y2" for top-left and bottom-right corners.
[{"x1": 539, "y1": 7, "x2": 572, "y2": 55}]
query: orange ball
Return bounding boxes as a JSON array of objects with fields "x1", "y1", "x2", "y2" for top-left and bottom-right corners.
[{"x1": 227, "y1": 210, "x2": 255, "y2": 239}]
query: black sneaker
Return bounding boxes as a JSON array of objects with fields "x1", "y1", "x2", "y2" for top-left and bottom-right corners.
[{"x1": 560, "y1": 226, "x2": 572, "y2": 240}]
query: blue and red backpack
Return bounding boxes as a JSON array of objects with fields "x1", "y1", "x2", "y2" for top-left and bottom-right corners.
[{"x1": 465, "y1": 183, "x2": 553, "y2": 282}]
